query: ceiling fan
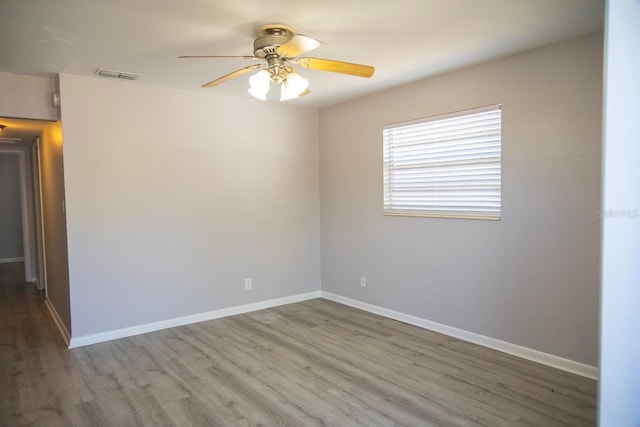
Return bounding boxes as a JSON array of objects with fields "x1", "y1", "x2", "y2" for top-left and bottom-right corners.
[{"x1": 179, "y1": 24, "x2": 375, "y2": 101}]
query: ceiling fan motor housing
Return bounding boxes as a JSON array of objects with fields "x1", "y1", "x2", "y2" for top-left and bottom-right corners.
[{"x1": 253, "y1": 24, "x2": 295, "y2": 59}]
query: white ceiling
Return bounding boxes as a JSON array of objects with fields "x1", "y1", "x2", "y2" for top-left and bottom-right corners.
[{"x1": 0, "y1": 0, "x2": 604, "y2": 109}]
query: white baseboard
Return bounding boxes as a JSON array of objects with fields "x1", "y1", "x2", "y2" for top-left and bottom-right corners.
[
  {"x1": 69, "y1": 291, "x2": 322, "y2": 349},
  {"x1": 45, "y1": 298, "x2": 71, "y2": 347},
  {"x1": 320, "y1": 291, "x2": 598, "y2": 380},
  {"x1": 64, "y1": 288, "x2": 598, "y2": 380},
  {"x1": 0, "y1": 257, "x2": 24, "y2": 264}
]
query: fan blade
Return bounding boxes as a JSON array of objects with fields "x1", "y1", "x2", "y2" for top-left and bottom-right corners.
[
  {"x1": 180, "y1": 55, "x2": 260, "y2": 60},
  {"x1": 296, "y1": 57, "x2": 374, "y2": 78},
  {"x1": 201, "y1": 64, "x2": 263, "y2": 88},
  {"x1": 276, "y1": 34, "x2": 322, "y2": 58}
]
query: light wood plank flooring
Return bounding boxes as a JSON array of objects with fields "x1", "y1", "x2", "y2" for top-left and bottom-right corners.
[{"x1": 1, "y1": 278, "x2": 596, "y2": 426}]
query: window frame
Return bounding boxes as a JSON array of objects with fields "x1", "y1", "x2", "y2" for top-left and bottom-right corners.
[{"x1": 383, "y1": 104, "x2": 502, "y2": 220}]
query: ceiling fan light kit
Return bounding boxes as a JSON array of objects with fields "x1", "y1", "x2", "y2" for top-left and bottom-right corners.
[
  {"x1": 248, "y1": 67, "x2": 309, "y2": 101},
  {"x1": 180, "y1": 24, "x2": 374, "y2": 102}
]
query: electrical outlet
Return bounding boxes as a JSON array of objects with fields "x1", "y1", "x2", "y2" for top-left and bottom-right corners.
[
  {"x1": 245, "y1": 278, "x2": 252, "y2": 290},
  {"x1": 360, "y1": 276, "x2": 367, "y2": 288}
]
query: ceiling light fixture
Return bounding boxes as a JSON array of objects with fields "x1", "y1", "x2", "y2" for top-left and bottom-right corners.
[
  {"x1": 248, "y1": 66, "x2": 309, "y2": 102},
  {"x1": 0, "y1": 124, "x2": 5, "y2": 134}
]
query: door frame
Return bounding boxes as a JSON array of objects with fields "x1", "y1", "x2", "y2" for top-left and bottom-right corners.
[{"x1": 32, "y1": 139, "x2": 47, "y2": 293}]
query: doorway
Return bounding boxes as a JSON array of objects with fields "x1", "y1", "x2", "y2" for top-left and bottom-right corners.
[{"x1": 0, "y1": 117, "x2": 51, "y2": 291}]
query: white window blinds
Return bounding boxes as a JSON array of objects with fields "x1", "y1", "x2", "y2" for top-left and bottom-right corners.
[{"x1": 383, "y1": 105, "x2": 501, "y2": 220}]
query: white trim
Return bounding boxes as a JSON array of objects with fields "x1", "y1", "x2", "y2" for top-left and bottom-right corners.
[
  {"x1": 30, "y1": 140, "x2": 45, "y2": 290},
  {"x1": 45, "y1": 298, "x2": 71, "y2": 347},
  {"x1": 320, "y1": 291, "x2": 599, "y2": 380},
  {"x1": 64, "y1": 288, "x2": 597, "y2": 380},
  {"x1": 0, "y1": 257, "x2": 25, "y2": 264},
  {"x1": 35, "y1": 138, "x2": 48, "y2": 294},
  {"x1": 69, "y1": 291, "x2": 321, "y2": 349}
]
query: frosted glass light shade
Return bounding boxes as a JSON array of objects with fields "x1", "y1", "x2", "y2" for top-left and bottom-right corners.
[
  {"x1": 248, "y1": 87, "x2": 268, "y2": 100},
  {"x1": 280, "y1": 72, "x2": 309, "y2": 101},
  {"x1": 248, "y1": 70, "x2": 271, "y2": 100}
]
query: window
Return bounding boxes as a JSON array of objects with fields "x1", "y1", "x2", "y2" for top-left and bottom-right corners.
[{"x1": 383, "y1": 105, "x2": 502, "y2": 220}]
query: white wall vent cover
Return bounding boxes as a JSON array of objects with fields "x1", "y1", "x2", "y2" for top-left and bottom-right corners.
[{"x1": 95, "y1": 68, "x2": 142, "y2": 80}]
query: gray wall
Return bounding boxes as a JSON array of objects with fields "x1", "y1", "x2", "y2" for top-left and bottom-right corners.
[
  {"x1": 599, "y1": 0, "x2": 640, "y2": 424},
  {"x1": 319, "y1": 33, "x2": 602, "y2": 366},
  {"x1": 40, "y1": 121, "x2": 72, "y2": 334},
  {"x1": 0, "y1": 153, "x2": 24, "y2": 260},
  {"x1": 58, "y1": 74, "x2": 320, "y2": 338}
]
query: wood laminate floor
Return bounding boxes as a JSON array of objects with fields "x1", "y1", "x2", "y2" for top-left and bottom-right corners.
[{"x1": 1, "y1": 278, "x2": 596, "y2": 426}]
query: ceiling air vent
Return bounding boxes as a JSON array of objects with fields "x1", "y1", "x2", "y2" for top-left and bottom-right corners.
[{"x1": 95, "y1": 68, "x2": 141, "y2": 81}]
